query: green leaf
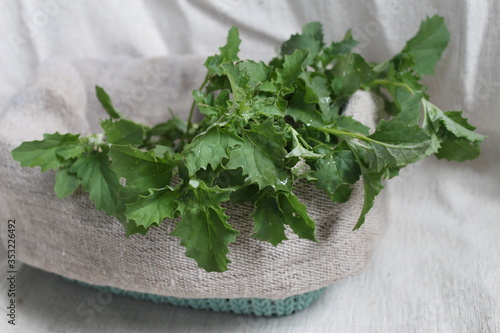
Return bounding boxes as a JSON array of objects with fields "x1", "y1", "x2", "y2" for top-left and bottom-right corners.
[
  {"x1": 219, "y1": 26, "x2": 241, "y2": 62},
  {"x1": 330, "y1": 53, "x2": 376, "y2": 96},
  {"x1": 124, "y1": 221, "x2": 149, "y2": 237},
  {"x1": 115, "y1": 186, "x2": 154, "y2": 237},
  {"x1": 229, "y1": 184, "x2": 259, "y2": 204},
  {"x1": 109, "y1": 145, "x2": 176, "y2": 190},
  {"x1": 183, "y1": 127, "x2": 243, "y2": 176},
  {"x1": 54, "y1": 168, "x2": 81, "y2": 198},
  {"x1": 150, "y1": 117, "x2": 187, "y2": 144},
  {"x1": 281, "y1": 22, "x2": 323, "y2": 66},
  {"x1": 278, "y1": 192, "x2": 317, "y2": 241},
  {"x1": 286, "y1": 143, "x2": 321, "y2": 160},
  {"x1": 114, "y1": 185, "x2": 144, "y2": 226},
  {"x1": 335, "y1": 116, "x2": 370, "y2": 136},
  {"x1": 343, "y1": 140, "x2": 385, "y2": 230},
  {"x1": 215, "y1": 167, "x2": 246, "y2": 188},
  {"x1": 299, "y1": 72, "x2": 331, "y2": 113},
  {"x1": 193, "y1": 90, "x2": 219, "y2": 117},
  {"x1": 444, "y1": 111, "x2": 477, "y2": 131},
  {"x1": 423, "y1": 102, "x2": 485, "y2": 142},
  {"x1": 100, "y1": 119, "x2": 145, "y2": 145},
  {"x1": 423, "y1": 127, "x2": 443, "y2": 156},
  {"x1": 172, "y1": 204, "x2": 239, "y2": 272},
  {"x1": 204, "y1": 26, "x2": 241, "y2": 75},
  {"x1": 221, "y1": 62, "x2": 250, "y2": 102},
  {"x1": 226, "y1": 119, "x2": 290, "y2": 191},
  {"x1": 276, "y1": 49, "x2": 309, "y2": 89},
  {"x1": 153, "y1": 145, "x2": 175, "y2": 158},
  {"x1": 172, "y1": 181, "x2": 239, "y2": 272},
  {"x1": 385, "y1": 167, "x2": 400, "y2": 179},
  {"x1": 367, "y1": 119, "x2": 432, "y2": 170},
  {"x1": 392, "y1": 90, "x2": 424, "y2": 126},
  {"x1": 285, "y1": 92, "x2": 324, "y2": 127},
  {"x1": 95, "y1": 85, "x2": 123, "y2": 119},
  {"x1": 286, "y1": 127, "x2": 322, "y2": 159},
  {"x1": 12, "y1": 132, "x2": 81, "y2": 172},
  {"x1": 238, "y1": 60, "x2": 271, "y2": 87},
  {"x1": 124, "y1": 187, "x2": 178, "y2": 234},
  {"x1": 215, "y1": 89, "x2": 231, "y2": 109},
  {"x1": 380, "y1": 68, "x2": 425, "y2": 125},
  {"x1": 70, "y1": 151, "x2": 121, "y2": 215},
  {"x1": 424, "y1": 108, "x2": 485, "y2": 162},
  {"x1": 247, "y1": 95, "x2": 285, "y2": 119},
  {"x1": 320, "y1": 29, "x2": 359, "y2": 65},
  {"x1": 56, "y1": 143, "x2": 87, "y2": 160},
  {"x1": 251, "y1": 195, "x2": 287, "y2": 246},
  {"x1": 435, "y1": 137, "x2": 481, "y2": 162},
  {"x1": 312, "y1": 147, "x2": 360, "y2": 202},
  {"x1": 400, "y1": 15, "x2": 450, "y2": 75},
  {"x1": 204, "y1": 56, "x2": 225, "y2": 76},
  {"x1": 353, "y1": 167, "x2": 384, "y2": 230}
]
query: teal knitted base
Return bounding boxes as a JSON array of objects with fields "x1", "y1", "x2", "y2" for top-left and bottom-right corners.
[{"x1": 62, "y1": 277, "x2": 325, "y2": 316}]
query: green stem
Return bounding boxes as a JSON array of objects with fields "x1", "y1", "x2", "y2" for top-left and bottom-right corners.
[
  {"x1": 307, "y1": 137, "x2": 325, "y2": 146},
  {"x1": 289, "y1": 126, "x2": 313, "y2": 149},
  {"x1": 298, "y1": 134, "x2": 313, "y2": 150},
  {"x1": 186, "y1": 73, "x2": 210, "y2": 134},
  {"x1": 421, "y1": 99, "x2": 429, "y2": 129},
  {"x1": 319, "y1": 127, "x2": 369, "y2": 141},
  {"x1": 370, "y1": 79, "x2": 415, "y2": 95},
  {"x1": 318, "y1": 127, "x2": 428, "y2": 150},
  {"x1": 373, "y1": 61, "x2": 390, "y2": 73}
]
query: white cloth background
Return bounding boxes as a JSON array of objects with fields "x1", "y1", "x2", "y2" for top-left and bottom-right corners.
[{"x1": 0, "y1": 0, "x2": 498, "y2": 332}]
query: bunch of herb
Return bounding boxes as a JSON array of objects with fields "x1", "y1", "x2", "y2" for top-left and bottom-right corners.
[{"x1": 12, "y1": 15, "x2": 484, "y2": 272}]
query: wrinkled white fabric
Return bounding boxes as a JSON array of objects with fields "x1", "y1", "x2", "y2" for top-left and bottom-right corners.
[{"x1": 0, "y1": 1, "x2": 498, "y2": 332}]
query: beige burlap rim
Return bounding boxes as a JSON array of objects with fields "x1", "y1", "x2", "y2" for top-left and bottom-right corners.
[{"x1": 0, "y1": 56, "x2": 385, "y2": 299}]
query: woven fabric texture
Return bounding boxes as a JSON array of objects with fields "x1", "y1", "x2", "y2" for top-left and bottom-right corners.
[{"x1": 0, "y1": 56, "x2": 385, "y2": 300}]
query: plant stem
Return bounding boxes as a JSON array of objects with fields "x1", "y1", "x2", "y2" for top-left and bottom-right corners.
[
  {"x1": 319, "y1": 127, "x2": 369, "y2": 141},
  {"x1": 318, "y1": 127, "x2": 429, "y2": 150},
  {"x1": 186, "y1": 74, "x2": 210, "y2": 134},
  {"x1": 370, "y1": 79, "x2": 415, "y2": 95},
  {"x1": 373, "y1": 61, "x2": 390, "y2": 73}
]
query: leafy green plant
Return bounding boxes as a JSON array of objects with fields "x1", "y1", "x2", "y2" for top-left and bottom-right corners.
[{"x1": 12, "y1": 15, "x2": 484, "y2": 272}]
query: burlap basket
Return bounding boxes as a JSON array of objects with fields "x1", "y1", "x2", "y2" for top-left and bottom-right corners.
[{"x1": 0, "y1": 56, "x2": 385, "y2": 316}]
